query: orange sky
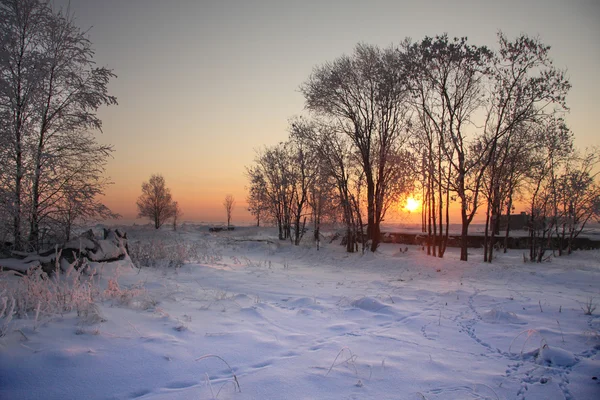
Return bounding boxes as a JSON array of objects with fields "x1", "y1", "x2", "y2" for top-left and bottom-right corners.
[{"x1": 57, "y1": 0, "x2": 600, "y2": 225}]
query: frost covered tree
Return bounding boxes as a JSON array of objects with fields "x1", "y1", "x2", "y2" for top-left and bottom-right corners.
[
  {"x1": 550, "y1": 149, "x2": 600, "y2": 255},
  {"x1": 51, "y1": 175, "x2": 119, "y2": 242},
  {"x1": 0, "y1": 0, "x2": 117, "y2": 250},
  {"x1": 0, "y1": 0, "x2": 46, "y2": 249},
  {"x1": 481, "y1": 33, "x2": 570, "y2": 262},
  {"x1": 291, "y1": 119, "x2": 364, "y2": 252},
  {"x1": 136, "y1": 174, "x2": 176, "y2": 229},
  {"x1": 406, "y1": 35, "x2": 493, "y2": 261},
  {"x1": 247, "y1": 144, "x2": 294, "y2": 240},
  {"x1": 223, "y1": 195, "x2": 235, "y2": 228},
  {"x1": 406, "y1": 33, "x2": 569, "y2": 261},
  {"x1": 301, "y1": 43, "x2": 412, "y2": 252}
]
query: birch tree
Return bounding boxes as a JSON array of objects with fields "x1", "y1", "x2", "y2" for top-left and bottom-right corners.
[
  {"x1": 0, "y1": 0, "x2": 117, "y2": 250},
  {"x1": 0, "y1": 0, "x2": 47, "y2": 249}
]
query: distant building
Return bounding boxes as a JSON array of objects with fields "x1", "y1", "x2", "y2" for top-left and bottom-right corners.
[{"x1": 498, "y1": 212, "x2": 529, "y2": 232}]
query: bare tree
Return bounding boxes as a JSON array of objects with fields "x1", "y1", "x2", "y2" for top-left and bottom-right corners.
[
  {"x1": 481, "y1": 33, "x2": 570, "y2": 262},
  {"x1": 292, "y1": 119, "x2": 364, "y2": 253},
  {"x1": 0, "y1": 0, "x2": 117, "y2": 250},
  {"x1": 27, "y1": 5, "x2": 117, "y2": 248},
  {"x1": 223, "y1": 195, "x2": 235, "y2": 228},
  {"x1": 0, "y1": 0, "x2": 48, "y2": 249},
  {"x1": 525, "y1": 119, "x2": 573, "y2": 261},
  {"x1": 288, "y1": 121, "x2": 321, "y2": 245},
  {"x1": 136, "y1": 174, "x2": 176, "y2": 229},
  {"x1": 248, "y1": 144, "x2": 295, "y2": 240},
  {"x1": 172, "y1": 201, "x2": 182, "y2": 231},
  {"x1": 246, "y1": 170, "x2": 269, "y2": 227},
  {"x1": 301, "y1": 43, "x2": 412, "y2": 251},
  {"x1": 552, "y1": 149, "x2": 600, "y2": 255},
  {"x1": 49, "y1": 171, "x2": 119, "y2": 243},
  {"x1": 407, "y1": 35, "x2": 494, "y2": 261}
]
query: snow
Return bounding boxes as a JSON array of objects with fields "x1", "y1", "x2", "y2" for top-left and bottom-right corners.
[
  {"x1": 0, "y1": 258, "x2": 40, "y2": 273},
  {"x1": 1, "y1": 224, "x2": 599, "y2": 399}
]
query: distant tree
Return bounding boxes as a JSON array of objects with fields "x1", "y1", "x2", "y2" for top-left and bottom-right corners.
[
  {"x1": 172, "y1": 201, "x2": 182, "y2": 231},
  {"x1": 248, "y1": 144, "x2": 294, "y2": 240},
  {"x1": 525, "y1": 119, "x2": 573, "y2": 262},
  {"x1": 292, "y1": 119, "x2": 364, "y2": 253},
  {"x1": 246, "y1": 169, "x2": 269, "y2": 227},
  {"x1": 223, "y1": 195, "x2": 235, "y2": 228},
  {"x1": 136, "y1": 174, "x2": 176, "y2": 229},
  {"x1": 552, "y1": 149, "x2": 600, "y2": 255},
  {"x1": 287, "y1": 122, "x2": 320, "y2": 245},
  {"x1": 290, "y1": 121, "x2": 337, "y2": 250}
]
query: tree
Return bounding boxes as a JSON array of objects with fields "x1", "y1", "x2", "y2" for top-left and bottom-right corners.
[
  {"x1": 27, "y1": 6, "x2": 117, "y2": 248},
  {"x1": 246, "y1": 170, "x2": 269, "y2": 227},
  {"x1": 0, "y1": 0, "x2": 48, "y2": 249},
  {"x1": 552, "y1": 149, "x2": 600, "y2": 255},
  {"x1": 292, "y1": 119, "x2": 365, "y2": 253},
  {"x1": 301, "y1": 43, "x2": 412, "y2": 252},
  {"x1": 248, "y1": 144, "x2": 295, "y2": 240},
  {"x1": 223, "y1": 195, "x2": 235, "y2": 228},
  {"x1": 525, "y1": 119, "x2": 573, "y2": 261},
  {"x1": 136, "y1": 174, "x2": 176, "y2": 229},
  {"x1": 407, "y1": 35, "x2": 493, "y2": 261},
  {"x1": 0, "y1": 0, "x2": 117, "y2": 250},
  {"x1": 481, "y1": 33, "x2": 570, "y2": 262},
  {"x1": 172, "y1": 201, "x2": 182, "y2": 231},
  {"x1": 288, "y1": 121, "x2": 320, "y2": 245},
  {"x1": 51, "y1": 177, "x2": 119, "y2": 242}
]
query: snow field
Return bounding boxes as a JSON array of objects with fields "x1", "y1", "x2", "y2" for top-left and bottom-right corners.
[{"x1": 0, "y1": 225, "x2": 599, "y2": 399}]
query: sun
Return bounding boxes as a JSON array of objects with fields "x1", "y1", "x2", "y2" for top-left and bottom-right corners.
[{"x1": 404, "y1": 197, "x2": 420, "y2": 213}]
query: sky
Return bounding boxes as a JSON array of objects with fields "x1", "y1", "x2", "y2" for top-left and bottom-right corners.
[{"x1": 53, "y1": 0, "x2": 600, "y2": 224}]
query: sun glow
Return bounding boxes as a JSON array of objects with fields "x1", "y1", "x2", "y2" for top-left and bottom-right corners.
[{"x1": 404, "y1": 197, "x2": 421, "y2": 213}]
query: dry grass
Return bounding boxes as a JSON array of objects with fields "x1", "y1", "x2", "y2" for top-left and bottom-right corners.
[{"x1": 1, "y1": 253, "x2": 102, "y2": 336}]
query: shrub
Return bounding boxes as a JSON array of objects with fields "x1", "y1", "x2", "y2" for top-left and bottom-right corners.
[
  {"x1": 128, "y1": 237, "x2": 222, "y2": 269},
  {"x1": 0, "y1": 255, "x2": 101, "y2": 336}
]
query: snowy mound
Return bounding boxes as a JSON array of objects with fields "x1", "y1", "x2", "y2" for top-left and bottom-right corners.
[
  {"x1": 351, "y1": 296, "x2": 389, "y2": 312},
  {"x1": 288, "y1": 297, "x2": 317, "y2": 308},
  {"x1": 537, "y1": 345, "x2": 578, "y2": 367},
  {"x1": 482, "y1": 308, "x2": 526, "y2": 324}
]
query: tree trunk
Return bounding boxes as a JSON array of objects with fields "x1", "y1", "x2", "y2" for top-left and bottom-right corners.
[
  {"x1": 366, "y1": 175, "x2": 376, "y2": 250},
  {"x1": 460, "y1": 218, "x2": 469, "y2": 261},
  {"x1": 503, "y1": 199, "x2": 512, "y2": 253},
  {"x1": 483, "y1": 204, "x2": 491, "y2": 262},
  {"x1": 13, "y1": 153, "x2": 22, "y2": 250},
  {"x1": 28, "y1": 135, "x2": 45, "y2": 250}
]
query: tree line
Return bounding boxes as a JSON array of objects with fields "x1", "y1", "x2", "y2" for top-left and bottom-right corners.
[
  {"x1": 246, "y1": 34, "x2": 600, "y2": 261},
  {"x1": 0, "y1": 0, "x2": 117, "y2": 252}
]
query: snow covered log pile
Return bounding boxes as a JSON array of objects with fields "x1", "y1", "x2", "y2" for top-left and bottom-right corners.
[{"x1": 0, "y1": 229, "x2": 129, "y2": 274}]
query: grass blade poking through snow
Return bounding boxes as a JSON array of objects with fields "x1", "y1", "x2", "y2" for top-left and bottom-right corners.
[
  {"x1": 326, "y1": 346, "x2": 363, "y2": 386},
  {"x1": 508, "y1": 329, "x2": 547, "y2": 356},
  {"x1": 195, "y1": 354, "x2": 241, "y2": 393}
]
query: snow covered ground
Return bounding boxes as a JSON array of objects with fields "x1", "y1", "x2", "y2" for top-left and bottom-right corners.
[{"x1": 1, "y1": 224, "x2": 599, "y2": 400}]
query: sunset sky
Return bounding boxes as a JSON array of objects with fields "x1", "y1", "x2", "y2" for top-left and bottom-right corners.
[{"x1": 55, "y1": 0, "x2": 600, "y2": 224}]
